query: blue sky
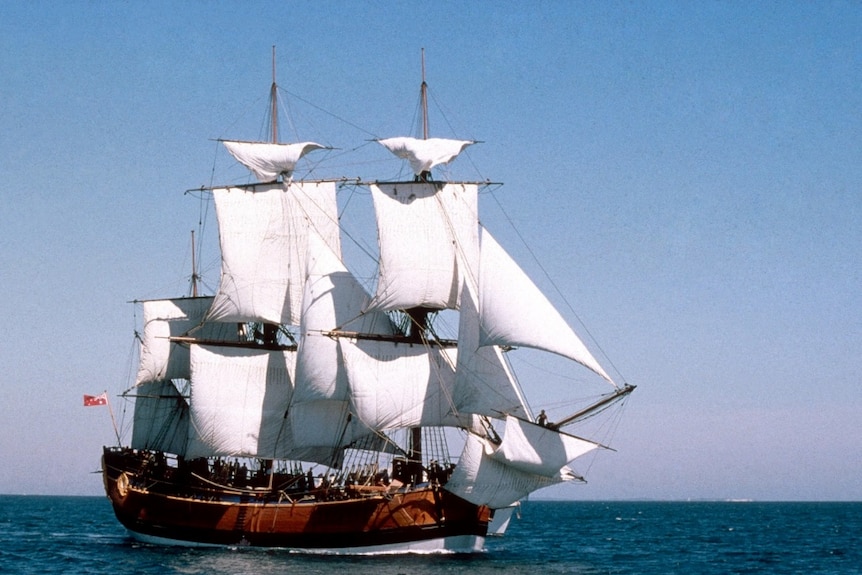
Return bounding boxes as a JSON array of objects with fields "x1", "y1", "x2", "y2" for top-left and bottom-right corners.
[{"x1": 1, "y1": 1, "x2": 859, "y2": 500}]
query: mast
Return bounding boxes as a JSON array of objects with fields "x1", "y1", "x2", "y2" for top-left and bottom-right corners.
[
  {"x1": 405, "y1": 49, "x2": 434, "y2": 341},
  {"x1": 408, "y1": 49, "x2": 430, "y2": 483},
  {"x1": 417, "y1": 48, "x2": 432, "y2": 183},
  {"x1": 270, "y1": 45, "x2": 278, "y2": 143},
  {"x1": 421, "y1": 48, "x2": 428, "y2": 140},
  {"x1": 190, "y1": 230, "x2": 199, "y2": 297},
  {"x1": 262, "y1": 45, "x2": 280, "y2": 346}
]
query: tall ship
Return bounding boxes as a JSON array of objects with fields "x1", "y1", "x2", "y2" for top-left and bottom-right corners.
[{"x1": 101, "y1": 52, "x2": 635, "y2": 553}]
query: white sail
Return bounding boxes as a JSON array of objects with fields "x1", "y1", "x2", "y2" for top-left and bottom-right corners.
[
  {"x1": 491, "y1": 415, "x2": 601, "y2": 476},
  {"x1": 223, "y1": 140, "x2": 325, "y2": 182},
  {"x1": 454, "y1": 281, "x2": 530, "y2": 418},
  {"x1": 285, "y1": 399, "x2": 350, "y2": 454},
  {"x1": 136, "y1": 297, "x2": 230, "y2": 385},
  {"x1": 478, "y1": 229, "x2": 614, "y2": 383},
  {"x1": 277, "y1": 402, "x2": 352, "y2": 467},
  {"x1": 293, "y1": 232, "x2": 394, "y2": 404},
  {"x1": 286, "y1": 233, "x2": 395, "y2": 460},
  {"x1": 366, "y1": 182, "x2": 478, "y2": 312},
  {"x1": 444, "y1": 431, "x2": 579, "y2": 509},
  {"x1": 339, "y1": 338, "x2": 459, "y2": 432},
  {"x1": 283, "y1": 399, "x2": 387, "y2": 466},
  {"x1": 186, "y1": 344, "x2": 296, "y2": 459},
  {"x1": 377, "y1": 137, "x2": 474, "y2": 175},
  {"x1": 206, "y1": 181, "x2": 340, "y2": 326},
  {"x1": 131, "y1": 380, "x2": 190, "y2": 456},
  {"x1": 103, "y1": 62, "x2": 639, "y2": 550}
]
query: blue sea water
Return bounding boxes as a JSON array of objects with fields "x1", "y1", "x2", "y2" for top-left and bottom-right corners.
[{"x1": 0, "y1": 496, "x2": 860, "y2": 574}]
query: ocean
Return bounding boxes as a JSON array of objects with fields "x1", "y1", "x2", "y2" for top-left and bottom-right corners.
[{"x1": 1, "y1": 496, "x2": 859, "y2": 574}]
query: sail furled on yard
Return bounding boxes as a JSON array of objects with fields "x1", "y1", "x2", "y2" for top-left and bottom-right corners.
[
  {"x1": 477, "y1": 229, "x2": 614, "y2": 384},
  {"x1": 377, "y1": 137, "x2": 474, "y2": 176},
  {"x1": 135, "y1": 297, "x2": 233, "y2": 385},
  {"x1": 222, "y1": 140, "x2": 325, "y2": 182},
  {"x1": 205, "y1": 182, "x2": 340, "y2": 326},
  {"x1": 186, "y1": 344, "x2": 296, "y2": 459},
  {"x1": 131, "y1": 380, "x2": 190, "y2": 456},
  {"x1": 366, "y1": 182, "x2": 479, "y2": 312},
  {"x1": 444, "y1": 417, "x2": 599, "y2": 508}
]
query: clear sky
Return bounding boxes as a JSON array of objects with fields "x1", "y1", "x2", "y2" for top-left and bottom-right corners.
[{"x1": 1, "y1": 1, "x2": 859, "y2": 500}]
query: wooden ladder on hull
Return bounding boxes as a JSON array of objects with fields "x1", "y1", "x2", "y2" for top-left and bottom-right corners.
[{"x1": 233, "y1": 495, "x2": 251, "y2": 539}]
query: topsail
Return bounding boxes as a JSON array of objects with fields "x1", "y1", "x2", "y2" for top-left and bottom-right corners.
[
  {"x1": 366, "y1": 181, "x2": 478, "y2": 312},
  {"x1": 135, "y1": 296, "x2": 225, "y2": 384},
  {"x1": 206, "y1": 181, "x2": 340, "y2": 326}
]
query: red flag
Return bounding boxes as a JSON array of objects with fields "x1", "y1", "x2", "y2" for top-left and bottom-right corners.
[{"x1": 83, "y1": 393, "x2": 108, "y2": 407}]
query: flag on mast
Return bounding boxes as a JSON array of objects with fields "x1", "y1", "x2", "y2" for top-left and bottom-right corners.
[{"x1": 83, "y1": 393, "x2": 108, "y2": 407}]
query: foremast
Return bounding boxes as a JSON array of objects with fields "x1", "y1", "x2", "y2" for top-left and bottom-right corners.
[
  {"x1": 407, "y1": 48, "x2": 437, "y2": 483},
  {"x1": 270, "y1": 45, "x2": 278, "y2": 145}
]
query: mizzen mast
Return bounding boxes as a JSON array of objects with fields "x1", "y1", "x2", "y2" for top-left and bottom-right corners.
[{"x1": 190, "y1": 229, "x2": 199, "y2": 297}]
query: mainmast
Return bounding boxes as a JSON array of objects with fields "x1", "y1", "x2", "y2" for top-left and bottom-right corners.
[{"x1": 406, "y1": 49, "x2": 435, "y2": 342}]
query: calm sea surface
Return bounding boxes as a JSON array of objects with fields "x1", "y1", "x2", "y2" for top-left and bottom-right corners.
[{"x1": 1, "y1": 496, "x2": 859, "y2": 574}]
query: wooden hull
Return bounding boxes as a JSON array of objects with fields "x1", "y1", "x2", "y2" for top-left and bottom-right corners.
[{"x1": 102, "y1": 448, "x2": 490, "y2": 552}]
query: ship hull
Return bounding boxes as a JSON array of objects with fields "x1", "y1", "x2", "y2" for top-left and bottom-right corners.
[{"x1": 102, "y1": 448, "x2": 489, "y2": 553}]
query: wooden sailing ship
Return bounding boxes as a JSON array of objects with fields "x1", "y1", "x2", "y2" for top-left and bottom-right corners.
[{"x1": 101, "y1": 50, "x2": 634, "y2": 553}]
